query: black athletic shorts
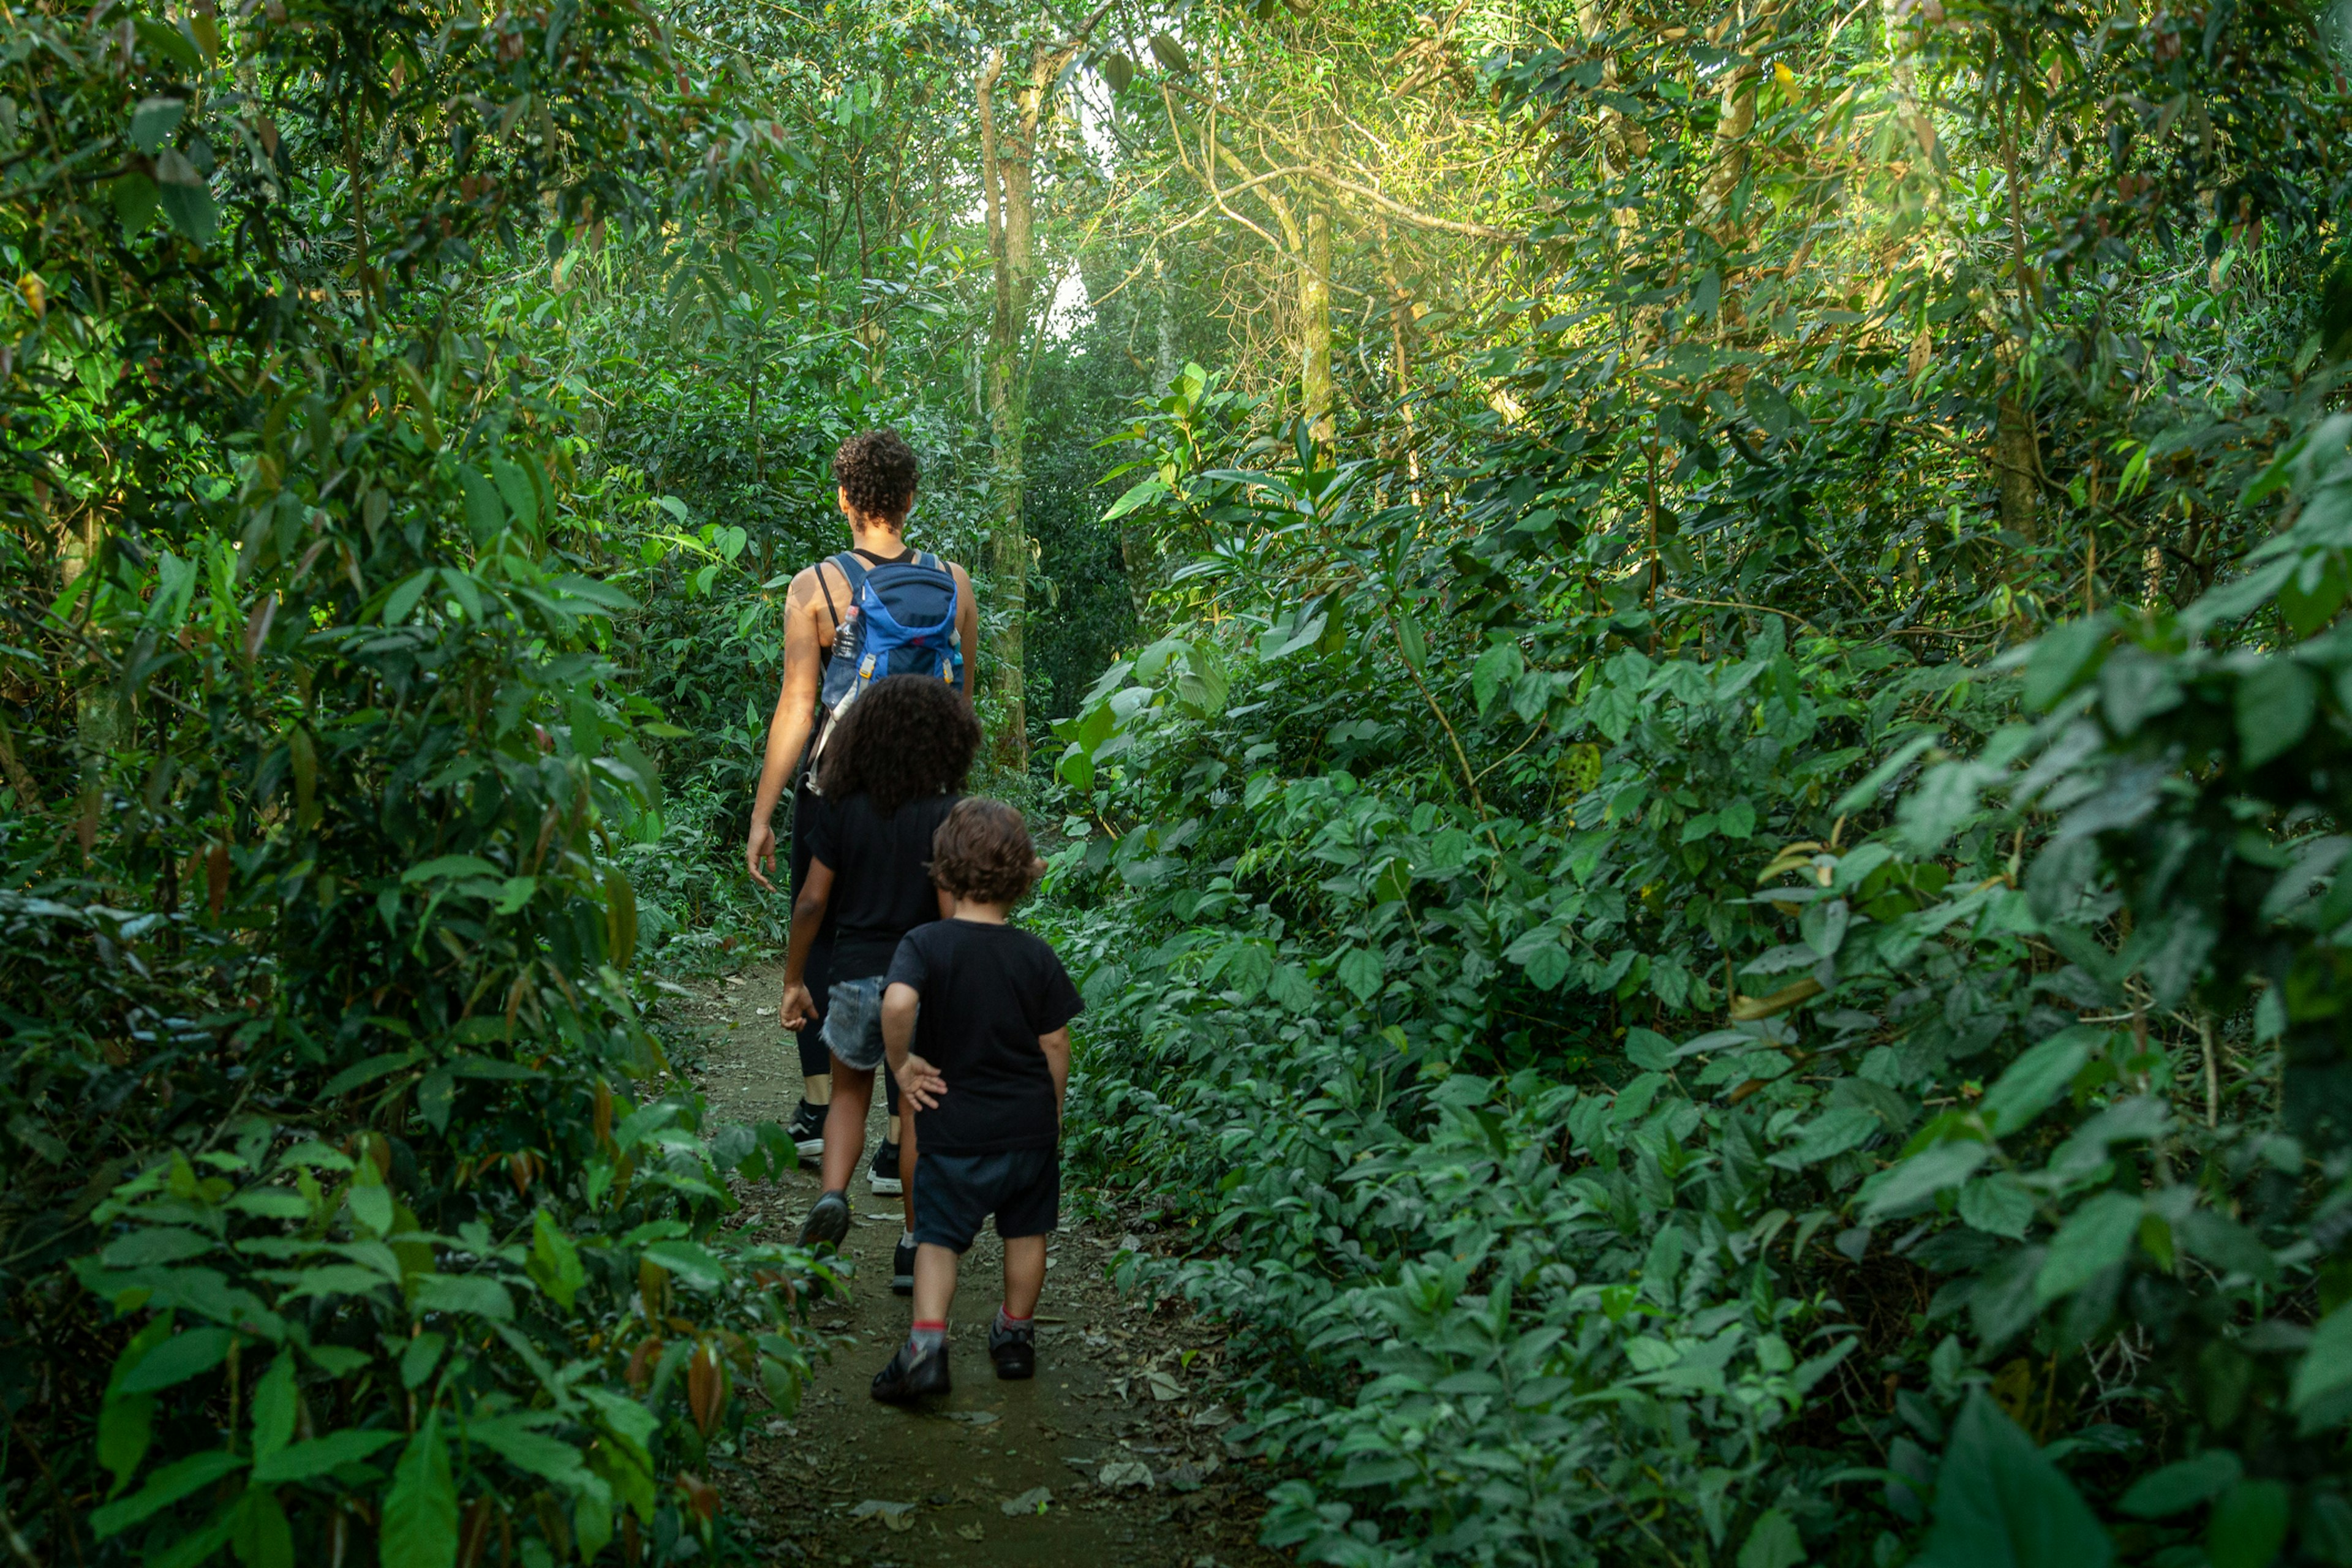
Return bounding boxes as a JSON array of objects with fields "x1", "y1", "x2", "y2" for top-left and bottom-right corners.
[{"x1": 912, "y1": 1148, "x2": 1060, "y2": 1251}]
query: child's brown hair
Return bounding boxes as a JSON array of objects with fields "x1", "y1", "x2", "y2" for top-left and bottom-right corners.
[{"x1": 929, "y1": 798, "x2": 1041, "y2": 906}]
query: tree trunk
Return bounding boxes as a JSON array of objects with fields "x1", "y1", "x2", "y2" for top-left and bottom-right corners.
[
  {"x1": 1881, "y1": 0, "x2": 1937, "y2": 159},
  {"x1": 1154, "y1": 251, "x2": 1178, "y2": 391},
  {"x1": 1379, "y1": 225, "x2": 1422, "y2": 499},
  {"x1": 1301, "y1": 204, "x2": 1335, "y2": 450},
  {"x1": 1124, "y1": 252, "x2": 1177, "y2": 618},
  {"x1": 1697, "y1": 62, "x2": 1758, "y2": 230},
  {"x1": 1578, "y1": 0, "x2": 1646, "y2": 228},
  {"x1": 979, "y1": 46, "x2": 1041, "y2": 769},
  {"x1": 1995, "y1": 392, "x2": 2038, "y2": 547}
]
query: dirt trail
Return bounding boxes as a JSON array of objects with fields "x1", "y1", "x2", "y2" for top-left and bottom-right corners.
[{"x1": 667, "y1": 957, "x2": 1285, "y2": 1568}]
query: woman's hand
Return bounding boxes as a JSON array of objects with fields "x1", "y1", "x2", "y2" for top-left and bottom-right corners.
[
  {"x1": 779, "y1": 982, "x2": 816, "y2": 1031},
  {"x1": 746, "y1": 818, "x2": 778, "y2": 891},
  {"x1": 894, "y1": 1053, "x2": 947, "y2": 1112}
]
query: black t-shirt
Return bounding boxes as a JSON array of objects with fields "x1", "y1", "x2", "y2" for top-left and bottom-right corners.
[
  {"x1": 802, "y1": 791, "x2": 959, "y2": 980},
  {"x1": 884, "y1": 920, "x2": 1083, "y2": 1154}
]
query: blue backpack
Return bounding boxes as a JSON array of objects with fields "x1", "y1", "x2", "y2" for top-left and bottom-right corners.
[{"x1": 809, "y1": 549, "x2": 963, "y2": 778}]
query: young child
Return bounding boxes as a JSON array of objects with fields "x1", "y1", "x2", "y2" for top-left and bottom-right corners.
[
  {"x1": 871, "y1": 799, "x2": 1080, "y2": 1401},
  {"x1": 780, "y1": 674, "x2": 982, "y2": 1295}
]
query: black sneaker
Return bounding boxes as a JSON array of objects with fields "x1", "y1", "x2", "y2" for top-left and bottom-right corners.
[
  {"x1": 797, "y1": 1190, "x2": 850, "y2": 1251},
  {"x1": 891, "y1": 1234, "x2": 916, "y2": 1296},
  {"x1": 868, "y1": 1140, "x2": 902, "y2": 1195},
  {"x1": 989, "y1": 1319, "x2": 1036, "y2": 1381},
  {"x1": 786, "y1": 1099, "x2": 826, "y2": 1158},
  {"x1": 870, "y1": 1341, "x2": 950, "y2": 1404}
]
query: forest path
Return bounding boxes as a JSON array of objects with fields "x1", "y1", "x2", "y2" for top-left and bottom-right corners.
[{"x1": 662, "y1": 957, "x2": 1285, "y2": 1568}]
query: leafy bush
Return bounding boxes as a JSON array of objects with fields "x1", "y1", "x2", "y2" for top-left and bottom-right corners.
[
  {"x1": 1044, "y1": 380, "x2": 2352, "y2": 1564},
  {"x1": 0, "y1": 0, "x2": 830, "y2": 1560}
]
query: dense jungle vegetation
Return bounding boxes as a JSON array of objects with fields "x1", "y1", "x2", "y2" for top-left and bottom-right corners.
[{"x1": 6, "y1": 0, "x2": 2352, "y2": 1561}]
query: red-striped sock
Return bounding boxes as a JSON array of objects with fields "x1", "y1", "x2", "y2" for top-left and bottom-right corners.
[
  {"x1": 908, "y1": 1320, "x2": 946, "y2": 1355},
  {"x1": 995, "y1": 1305, "x2": 1033, "y2": 1334}
]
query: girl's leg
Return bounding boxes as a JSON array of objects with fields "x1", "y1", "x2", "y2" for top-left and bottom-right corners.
[
  {"x1": 899, "y1": 1114, "x2": 917, "y2": 1230},
  {"x1": 1001, "y1": 1234, "x2": 1047, "y2": 1321},
  {"x1": 819, "y1": 1060, "x2": 874, "y2": 1193}
]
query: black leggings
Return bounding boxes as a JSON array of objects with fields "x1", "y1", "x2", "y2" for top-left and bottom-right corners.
[{"x1": 788, "y1": 776, "x2": 900, "y2": 1117}]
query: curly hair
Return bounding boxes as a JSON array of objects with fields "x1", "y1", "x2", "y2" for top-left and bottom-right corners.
[
  {"x1": 928, "y1": 798, "x2": 1041, "y2": 907},
  {"x1": 815, "y1": 674, "x2": 980, "y2": 818},
  {"x1": 832, "y1": 430, "x2": 920, "y2": 521}
]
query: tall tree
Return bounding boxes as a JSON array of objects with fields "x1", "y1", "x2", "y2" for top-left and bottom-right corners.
[{"x1": 978, "y1": 4, "x2": 1114, "y2": 767}]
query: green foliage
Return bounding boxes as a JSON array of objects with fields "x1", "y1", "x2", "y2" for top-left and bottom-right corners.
[
  {"x1": 0, "y1": 0, "x2": 839, "y2": 1558},
  {"x1": 1042, "y1": 0, "x2": 2352, "y2": 1536}
]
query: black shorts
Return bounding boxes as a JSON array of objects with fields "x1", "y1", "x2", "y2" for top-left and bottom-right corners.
[{"x1": 912, "y1": 1148, "x2": 1060, "y2": 1251}]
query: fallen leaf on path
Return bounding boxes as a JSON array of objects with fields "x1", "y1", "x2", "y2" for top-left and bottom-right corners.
[
  {"x1": 999, "y1": 1485, "x2": 1051, "y2": 1515},
  {"x1": 1164, "y1": 1458, "x2": 1221, "y2": 1493},
  {"x1": 1189, "y1": 1404, "x2": 1232, "y2": 1427},
  {"x1": 956, "y1": 1524, "x2": 984, "y2": 1542},
  {"x1": 1098, "y1": 1460, "x2": 1153, "y2": 1490},
  {"x1": 1145, "y1": 1370, "x2": 1182, "y2": 1400},
  {"x1": 946, "y1": 1410, "x2": 999, "y2": 1426},
  {"x1": 848, "y1": 1499, "x2": 915, "y2": 1530}
]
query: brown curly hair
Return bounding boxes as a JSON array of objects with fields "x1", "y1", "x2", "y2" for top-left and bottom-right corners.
[
  {"x1": 929, "y1": 798, "x2": 1041, "y2": 907},
  {"x1": 832, "y1": 430, "x2": 920, "y2": 521},
  {"x1": 815, "y1": 674, "x2": 979, "y2": 818}
]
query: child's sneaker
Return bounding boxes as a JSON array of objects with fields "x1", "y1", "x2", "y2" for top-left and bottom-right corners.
[
  {"x1": 786, "y1": 1099, "x2": 827, "y2": 1157},
  {"x1": 870, "y1": 1342, "x2": 950, "y2": 1404},
  {"x1": 868, "y1": 1139, "x2": 902, "y2": 1195},
  {"x1": 797, "y1": 1191, "x2": 850, "y2": 1251},
  {"x1": 891, "y1": 1234, "x2": 916, "y2": 1296},
  {"x1": 989, "y1": 1318, "x2": 1036, "y2": 1381}
]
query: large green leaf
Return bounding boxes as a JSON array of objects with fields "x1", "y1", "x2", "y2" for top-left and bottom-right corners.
[
  {"x1": 382, "y1": 1417, "x2": 459, "y2": 1568},
  {"x1": 252, "y1": 1429, "x2": 403, "y2": 1484},
  {"x1": 119, "y1": 1325, "x2": 238, "y2": 1393},
  {"x1": 89, "y1": 1449, "x2": 247, "y2": 1539},
  {"x1": 1913, "y1": 1393, "x2": 2111, "y2": 1568}
]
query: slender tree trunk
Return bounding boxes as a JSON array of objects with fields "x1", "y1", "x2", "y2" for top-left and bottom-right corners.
[
  {"x1": 1882, "y1": 0, "x2": 1937, "y2": 159},
  {"x1": 1153, "y1": 252, "x2": 1178, "y2": 391},
  {"x1": 1577, "y1": 0, "x2": 1645, "y2": 218},
  {"x1": 1301, "y1": 205, "x2": 1335, "y2": 450},
  {"x1": 1698, "y1": 63, "x2": 1758, "y2": 230},
  {"x1": 979, "y1": 45, "x2": 1046, "y2": 769},
  {"x1": 1125, "y1": 253, "x2": 1178, "y2": 618},
  {"x1": 1995, "y1": 391, "x2": 2038, "y2": 547},
  {"x1": 1379, "y1": 225, "x2": 1422, "y2": 499}
]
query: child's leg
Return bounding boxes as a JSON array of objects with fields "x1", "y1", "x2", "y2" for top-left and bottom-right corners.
[
  {"x1": 1001, "y1": 1234, "x2": 1046, "y2": 1321},
  {"x1": 899, "y1": 1114, "x2": 917, "y2": 1231},
  {"x1": 911, "y1": 1243, "x2": 960, "y2": 1325},
  {"x1": 819, "y1": 1061, "x2": 873, "y2": 1192}
]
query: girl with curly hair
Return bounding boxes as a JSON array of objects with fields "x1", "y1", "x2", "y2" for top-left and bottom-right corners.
[{"x1": 780, "y1": 674, "x2": 982, "y2": 1288}]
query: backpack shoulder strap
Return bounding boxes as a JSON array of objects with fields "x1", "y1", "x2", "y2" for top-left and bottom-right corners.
[
  {"x1": 813, "y1": 561, "x2": 842, "y2": 637},
  {"x1": 829, "y1": 551, "x2": 871, "y2": 598}
]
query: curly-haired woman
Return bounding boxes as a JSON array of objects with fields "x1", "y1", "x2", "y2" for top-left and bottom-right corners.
[
  {"x1": 744, "y1": 430, "x2": 981, "y2": 1179},
  {"x1": 779, "y1": 674, "x2": 983, "y2": 1293}
]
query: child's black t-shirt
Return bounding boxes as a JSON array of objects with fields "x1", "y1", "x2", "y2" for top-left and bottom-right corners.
[
  {"x1": 884, "y1": 919, "x2": 1082, "y2": 1154},
  {"x1": 802, "y1": 791, "x2": 959, "y2": 981}
]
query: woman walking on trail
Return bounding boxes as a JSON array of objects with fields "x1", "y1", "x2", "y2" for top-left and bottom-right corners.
[
  {"x1": 744, "y1": 431, "x2": 981, "y2": 1180},
  {"x1": 777, "y1": 675, "x2": 983, "y2": 1295}
]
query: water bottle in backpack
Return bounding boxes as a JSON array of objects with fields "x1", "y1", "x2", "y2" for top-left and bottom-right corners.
[{"x1": 806, "y1": 550, "x2": 963, "y2": 785}]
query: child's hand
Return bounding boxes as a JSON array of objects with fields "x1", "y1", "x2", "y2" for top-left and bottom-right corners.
[
  {"x1": 894, "y1": 1053, "x2": 946, "y2": 1112},
  {"x1": 779, "y1": 982, "x2": 816, "y2": 1030}
]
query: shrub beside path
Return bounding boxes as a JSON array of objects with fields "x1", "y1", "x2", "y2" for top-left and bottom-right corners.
[{"x1": 666, "y1": 959, "x2": 1286, "y2": 1567}]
